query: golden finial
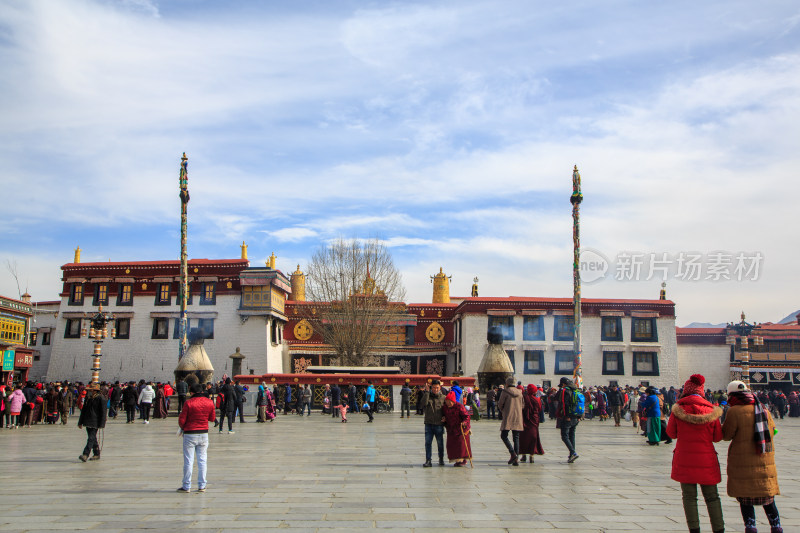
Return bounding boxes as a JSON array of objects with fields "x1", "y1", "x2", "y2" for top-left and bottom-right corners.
[
  {"x1": 74, "y1": 246, "x2": 81, "y2": 264},
  {"x1": 240, "y1": 241, "x2": 248, "y2": 260}
]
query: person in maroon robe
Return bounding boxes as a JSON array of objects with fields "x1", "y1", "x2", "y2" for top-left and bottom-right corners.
[
  {"x1": 153, "y1": 384, "x2": 168, "y2": 419},
  {"x1": 442, "y1": 391, "x2": 471, "y2": 467},
  {"x1": 519, "y1": 384, "x2": 545, "y2": 463}
]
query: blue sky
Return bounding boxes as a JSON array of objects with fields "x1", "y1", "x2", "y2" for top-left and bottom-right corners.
[{"x1": 1, "y1": 0, "x2": 798, "y2": 326}]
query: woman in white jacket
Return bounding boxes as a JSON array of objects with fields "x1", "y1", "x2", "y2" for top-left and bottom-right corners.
[{"x1": 138, "y1": 383, "x2": 155, "y2": 424}]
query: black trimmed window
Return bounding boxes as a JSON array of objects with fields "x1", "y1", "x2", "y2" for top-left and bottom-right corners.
[
  {"x1": 117, "y1": 284, "x2": 133, "y2": 306},
  {"x1": 69, "y1": 284, "x2": 84, "y2": 306},
  {"x1": 29, "y1": 332, "x2": 38, "y2": 345},
  {"x1": 601, "y1": 317, "x2": 622, "y2": 341},
  {"x1": 200, "y1": 282, "x2": 216, "y2": 305},
  {"x1": 93, "y1": 284, "x2": 108, "y2": 306},
  {"x1": 197, "y1": 318, "x2": 214, "y2": 339},
  {"x1": 632, "y1": 318, "x2": 658, "y2": 342},
  {"x1": 523, "y1": 316, "x2": 544, "y2": 341},
  {"x1": 524, "y1": 350, "x2": 545, "y2": 374},
  {"x1": 155, "y1": 283, "x2": 171, "y2": 306},
  {"x1": 42, "y1": 331, "x2": 51, "y2": 345},
  {"x1": 506, "y1": 349, "x2": 516, "y2": 372},
  {"x1": 65, "y1": 318, "x2": 81, "y2": 338},
  {"x1": 488, "y1": 316, "x2": 514, "y2": 341},
  {"x1": 152, "y1": 318, "x2": 169, "y2": 339},
  {"x1": 632, "y1": 352, "x2": 659, "y2": 376},
  {"x1": 115, "y1": 318, "x2": 130, "y2": 339},
  {"x1": 553, "y1": 316, "x2": 574, "y2": 341},
  {"x1": 554, "y1": 350, "x2": 575, "y2": 375},
  {"x1": 405, "y1": 325, "x2": 415, "y2": 346},
  {"x1": 602, "y1": 351, "x2": 624, "y2": 375}
]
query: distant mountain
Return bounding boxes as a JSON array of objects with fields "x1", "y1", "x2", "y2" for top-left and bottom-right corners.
[
  {"x1": 778, "y1": 309, "x2": 800, "y2": 324},
  {"x1": 683, "y1": 322, "x2": 727, "y2": 329}
]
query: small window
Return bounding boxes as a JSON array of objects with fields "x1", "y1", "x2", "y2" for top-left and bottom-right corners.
[
  {"x1": 632, "y1": 318, "x2": 658, "y2": 342},
  {"x1": 29, "y1": 332, "x2": 38, "y2": 346},
  {"x1": 553, "y1": 316, "x2": 574, "y2": 341},
  {"x1": 506, "y1": 349, "x2": 516, "y2": 372},
  {"x1": 69, "y1": 284, "x2": 84, "y2": 306},
  {"x1": 524, "y1": 350, "x2": 545, "y2": 374},
  {"x1": 632, "y1": 352, "x2": 659, "y2": 376},
  {"x1": 488, "y1": 316, "x2": 514, "y2": 341},
  {"x1": 601, "y1": 317, "x2": 622, "y2": 341},
  {"x1": 602, "y1": 351, "x2": 624, "y2": 375},
  {"x1": 33, "y1": 354, "x2": 40, "y2": 361},
  {"x1": 155, "y1": 283, "x2": 171, "y2": 306},
  {"x1": 42, "y1": 332, "x2": 51, "y2": 346},
  {"x1": 65, "y1": 318, "x2": 81, "y2": 338},
  {"x1": 152, "y1": 318, "x2": 169, "y2": 339},
  {"x1": 197, "y1": 318, "x2": 214, "y2": 339},
  {"x1": 117, "y1": 284, "x2": 133, "y2": 306},
  {"x1": 405, "y1": 325, "x2": 415, "y2": 346},
  {"x1": 522, "y1": 316, "x2": 544, "y2": 341},
  {"x1": 554, "y1": 350, "x2": 575, "y2": 375},
  {"x1": 115, "y1": 318, "x2": 130, "y2": 339},
  {"x1": 200, "y1": 282, "x2": 216, "y2": 305},
  {"x1": 93, "y1": 284, "x2": 108, "y2": 306}
]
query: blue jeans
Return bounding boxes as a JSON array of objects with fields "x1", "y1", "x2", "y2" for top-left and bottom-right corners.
[
  {"x1": 424, "y1": 424, "x2": 444, "y2": 462},
  {"x1": 182, "y1": 433, "x2": 209, "y2": 490},
  {"x1": 560, "y1": 418, "x2": 579, "y2": 455}
]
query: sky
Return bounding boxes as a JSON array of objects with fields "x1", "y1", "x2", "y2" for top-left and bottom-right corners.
[{"x1": 1, "y1": 0, "x2": 798, "y2": 327}]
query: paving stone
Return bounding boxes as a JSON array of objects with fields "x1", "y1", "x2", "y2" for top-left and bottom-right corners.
[{"x1": 2, "y1": 413, "x2": 800, "y2": 532}]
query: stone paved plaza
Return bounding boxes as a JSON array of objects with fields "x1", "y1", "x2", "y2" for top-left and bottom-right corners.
[{"x1": 1, "y1": 410, "x2": 799, "y2": 533}]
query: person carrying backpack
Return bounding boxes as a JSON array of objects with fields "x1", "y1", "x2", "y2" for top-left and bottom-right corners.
[{"x1": 556, "y1": 377, "x2": 583, "y2": 463}]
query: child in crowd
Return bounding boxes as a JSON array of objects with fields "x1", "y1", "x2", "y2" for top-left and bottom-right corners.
[{"x1": 338, "y1": 398, "x2": 349, "y2": 422}]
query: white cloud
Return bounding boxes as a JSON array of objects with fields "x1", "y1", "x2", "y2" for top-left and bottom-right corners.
[
  {"x1": 269, "y1": 227, "x2": 318, "y2": 242},
  {"x1": 1, "y1": 1, "x2": 799, "y2": 326}
]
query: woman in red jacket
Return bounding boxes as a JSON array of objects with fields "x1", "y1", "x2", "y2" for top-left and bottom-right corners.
[{"x1": 666, "y1": 374, "x2": 724, "y2": 533}]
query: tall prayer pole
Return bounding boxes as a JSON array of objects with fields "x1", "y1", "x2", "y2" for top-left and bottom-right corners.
[
  {"x1": 570, "y1": 165, "x2": 583, "y2": 388},
  {"x1": 178, "y1": 153, "x2": 190, "y2": 361}
]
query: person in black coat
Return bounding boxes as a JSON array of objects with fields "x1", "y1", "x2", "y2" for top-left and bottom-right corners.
[
  {"x1": 78, "y1": 383, "x2": 107, "y2": 461},
  {"x1": 234, "y1": 380, "x2": 246, "y2": 423},
  {"x1": 331, "y1": 384, "x2": 342, "y2": 418},
  {"x1": 122, "y1": 382, "x2": 138, "y2": 423},
  {"x1": 219, "y1": 378, "x2": 238, "y2": 433},
  {"x1": 109, "y1": 382, "x2": 123, "y2": 419}
]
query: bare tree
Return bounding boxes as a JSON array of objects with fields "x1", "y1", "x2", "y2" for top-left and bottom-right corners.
[
  {"x1": 6, "y1": 259, "x2": 22, "y2": 299},
  {"x1": 303, "y1": 238, "x2": 407, "y2": 367}
]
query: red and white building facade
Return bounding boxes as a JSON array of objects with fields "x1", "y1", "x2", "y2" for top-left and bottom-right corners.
[{"x1": 36, "y1": 256, "x2": 683, "y2": 388}]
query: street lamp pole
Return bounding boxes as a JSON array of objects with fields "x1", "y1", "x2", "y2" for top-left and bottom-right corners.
[{"x1": 81, "y1": 306, "x2": 115, "y2": 386}]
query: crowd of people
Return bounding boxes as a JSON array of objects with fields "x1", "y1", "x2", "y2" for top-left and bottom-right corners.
[{"x1": 1, "y1": 374, "x2": 789, "y2": 531}]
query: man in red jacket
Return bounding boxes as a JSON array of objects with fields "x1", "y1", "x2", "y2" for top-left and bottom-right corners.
[{"x1": 178, "y1": 383, "x2": 216, "y2": 493}]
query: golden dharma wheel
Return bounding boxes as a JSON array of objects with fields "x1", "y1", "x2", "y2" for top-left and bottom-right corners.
[
  {"x1": 270, "y1": 377, "x2": 276, "y2": 382},
  {"x1": 338, "y1": 378, "x2": 343, "y2": 383},
  {"x1": 315, "y1": 378, "x2": 320, "y2": 383},
  {"x1": 382, "y1": 378, "x2": 387, "y2": 383},
  {"x1": 142, "y1": 283, "x2": 147, "y2": 290},
  {"x1": 293, "y1": 377, "x2": 299, "y2": 382}
]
